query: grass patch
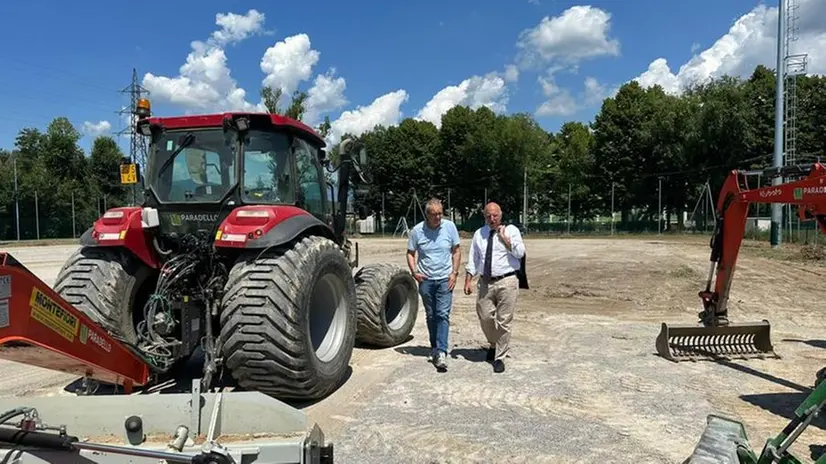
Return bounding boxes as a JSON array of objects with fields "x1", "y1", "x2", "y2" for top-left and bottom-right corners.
[
  {"x1": 670, "y1": 264, "x2": 699, "y2": 279},
  {"x1": 743, "y1": 240, "x2": 826, "y2": 265}
]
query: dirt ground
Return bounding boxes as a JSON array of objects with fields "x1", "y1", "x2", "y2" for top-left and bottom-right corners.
[{"x1": 3, "y1": 235, "x2": 826, "y2": 463}]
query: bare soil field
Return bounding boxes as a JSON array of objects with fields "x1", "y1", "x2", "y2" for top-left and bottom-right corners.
[{"x1": 2, "y1": 235, "x2": 826, "y2": 463}]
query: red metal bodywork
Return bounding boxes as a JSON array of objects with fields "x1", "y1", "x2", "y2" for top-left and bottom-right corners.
[
  {"x1": 145, "y1": 112, "x2": 326, "y2": 146},
  {"x1": 213, "y1": 205, "x2": 314, "y2": 248},
  {"x1": 87, "y1": 206, "x2": 160, "y2": 269},
  {"x1": 0, "y1": 253, "x2": 152, "y2": 393},
  {"x1": 701, "y1": 162, "x2": 826, "y2": 318}
]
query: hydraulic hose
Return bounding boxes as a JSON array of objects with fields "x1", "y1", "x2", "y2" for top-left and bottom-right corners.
[
  {"x1": 0, "y1": 407, "x2": 33, "y2": 426},
  {"x1": 0, "y1": 426, "x2": 77, "y2": 450}
]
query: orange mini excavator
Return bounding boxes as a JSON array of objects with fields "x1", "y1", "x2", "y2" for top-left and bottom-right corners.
[{"x1": 656, "y1": 162, "x2": 826, "y2": 362}]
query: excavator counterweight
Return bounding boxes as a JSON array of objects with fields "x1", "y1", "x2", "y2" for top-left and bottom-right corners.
[{"x1": 657, "y1": 162, "x2": 826, "y2": 362}]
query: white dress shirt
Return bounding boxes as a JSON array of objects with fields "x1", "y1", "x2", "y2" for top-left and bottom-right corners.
[{"x1": 466, "y1": 224, "x2": 525, "y2": 278}]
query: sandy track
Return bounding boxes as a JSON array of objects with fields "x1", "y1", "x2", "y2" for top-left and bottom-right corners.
[{"x1": 3, "y1": 237, "x2": 826, "y2": 463}]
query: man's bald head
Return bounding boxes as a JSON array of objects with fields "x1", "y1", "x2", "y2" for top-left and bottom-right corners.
[{"x1": 484, "y1": 202, "x2": 502, "y2": 228}]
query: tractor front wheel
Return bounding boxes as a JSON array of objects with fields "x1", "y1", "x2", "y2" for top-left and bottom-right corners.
[{"x1": 218, "y1": 235, "x2": 357, "y2": 401}]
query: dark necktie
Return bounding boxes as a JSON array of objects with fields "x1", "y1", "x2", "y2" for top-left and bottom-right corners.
[{"x1": 483, "y1": 228, "x2": 495, "y2": 280}]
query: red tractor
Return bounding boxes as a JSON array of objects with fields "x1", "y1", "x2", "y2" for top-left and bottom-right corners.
[{"x1": 51, "y1": 99, "x2": 419, "y2": 401}]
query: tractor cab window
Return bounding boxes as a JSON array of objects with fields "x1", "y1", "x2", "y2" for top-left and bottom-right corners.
[
  {"x1": 293, "y1": 138, "x2": 327, "y2": 218},
  {"x1": 241, "y1": 130, "x2": 295, "y2": 204},
  {"x1": 149, "y1": 129, "x2": 237, "y2": 203}
]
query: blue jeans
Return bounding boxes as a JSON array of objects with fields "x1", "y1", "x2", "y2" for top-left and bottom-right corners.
[{"x1": 418, "y1": 277, "x2": 453, "y2": 355}]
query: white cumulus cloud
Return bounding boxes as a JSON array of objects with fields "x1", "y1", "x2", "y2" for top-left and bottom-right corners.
[
  {"x1": 260, "y1": 33, "x2": 320, "y2": 96},
  {"x1": 516, "y1": 5, "x2": 620, "y2": 71},
  {"x1": 535, "y1": 75, "x2": 577, "y2": 117},
  {"x1": 517, "y1": 5, "x2": 621, "y2": 116},
  {"x1": 632, "y1": 0, "x2": 826, "y2": 94},
  {"x1": 83, "y1": 120, "x2": 112, "y2": 137},
  {"x1": 141, "y1": 9, "x2": 265, "y2": 112},
  {"x1": 327, "y1": 90, "x2": 409, "y2": 145},
  {"x1": 416, "y1": 72, "x2": 509, "y2": 127},
  {"x1": 304, "y1": 69, "x2": 348, "y2": 127}
]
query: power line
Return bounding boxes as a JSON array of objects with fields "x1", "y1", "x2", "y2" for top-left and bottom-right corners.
[{"x1": 0, "y1": 57, "x2": 121, "y2": 93}]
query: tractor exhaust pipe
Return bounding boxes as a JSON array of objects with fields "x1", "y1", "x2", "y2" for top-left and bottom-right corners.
[{"x1": 655, "y1": 320, "x2": 776, "y2": 362}]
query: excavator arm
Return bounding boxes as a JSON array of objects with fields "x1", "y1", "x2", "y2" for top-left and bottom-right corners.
[{"x1": 657, "y1": 162, "x2": 826, "y2": 362}]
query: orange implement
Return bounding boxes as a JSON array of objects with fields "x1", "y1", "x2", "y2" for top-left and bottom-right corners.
[{"x1": 0, "y1": 252, "x2": 151, "y2": 392}]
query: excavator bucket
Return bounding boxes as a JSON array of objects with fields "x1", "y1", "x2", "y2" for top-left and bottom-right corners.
[
  {"x1": 655, "y1": 320, "x2": 776, "y2": 362},
  {"x1": 685, "y1": 414, "x2": 753, "y2": 464}
]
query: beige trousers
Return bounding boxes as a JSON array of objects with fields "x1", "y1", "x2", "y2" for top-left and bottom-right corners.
[{"x1": 475, "y1": 274, "x2": 519, "y2": 361}]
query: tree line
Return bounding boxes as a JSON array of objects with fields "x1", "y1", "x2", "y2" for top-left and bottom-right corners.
[
  {"x1": 0, "y1": 119, "x2": 130, "y2": 240},
  {"x1": 348, "y1": 64, "x2": 826, "y2": 232},
  {"x1": 2, "y1": 64, "x2": 825, "y2": 240}
]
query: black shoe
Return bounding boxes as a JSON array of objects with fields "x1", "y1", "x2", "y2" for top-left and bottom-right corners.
[
  {"x1": 486, "y1": 348, "x2": 495, "y2": 362},
  {"x1": 493, "y1": 359, "x2": 505, "y2": 373}
]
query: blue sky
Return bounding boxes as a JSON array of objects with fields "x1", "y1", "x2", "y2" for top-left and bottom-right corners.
[{"x1": 0, "y1": 0, "x2": 816, "y2": 156}]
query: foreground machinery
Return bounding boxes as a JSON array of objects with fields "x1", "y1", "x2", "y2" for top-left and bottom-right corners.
[
  {"x1": 656, "y1": 162, "x2": 826, "y2": 362},
  {"x1": 0, "y1": 100, "x2": 420, "y2": 461},
  {"x1": 686, "y1": 366, "x2": 826, "y2": 463}
]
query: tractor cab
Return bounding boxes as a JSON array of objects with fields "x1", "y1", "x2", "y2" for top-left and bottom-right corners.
[{"x1": 130, "y1": 98, "x2": 368, "y2": 241}]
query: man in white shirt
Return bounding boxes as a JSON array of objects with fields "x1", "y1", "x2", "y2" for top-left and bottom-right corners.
[{"x1": 463, "y1": 202, "x2": 525, "y2": 373}]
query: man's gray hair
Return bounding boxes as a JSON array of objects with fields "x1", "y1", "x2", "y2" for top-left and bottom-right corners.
[{"x1": 425, "y1": 198, "x2": 443, "y2": 214}]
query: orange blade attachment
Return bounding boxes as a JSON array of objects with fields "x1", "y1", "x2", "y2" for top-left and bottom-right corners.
[{"x1": 0, "y1": 252, "x2": 151, "y2": 392}]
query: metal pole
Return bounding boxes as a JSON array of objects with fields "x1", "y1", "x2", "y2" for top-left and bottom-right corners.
[
  {"x1": 522, "y1": 166, "x2": 528, "y2": 228},
  {"x1": 771, "y1": 0, "x2": 786, "y2": 248},
  {"x1": 567, "y1": 183, "x2": 571, "y2": 235},
  {"x1": 13, "y1": 156, "x2": 19, "y2": 241},
  {"x1": 71, "y1": 191, "x2": 76, "y2": 238},
  {"x1": 35, "y1": 190, "x2": 40, "y2": 240},
  {"x1": 381, "y1": 192, "x2": 385, "y2": 236},
  {"x1": 610, "y1": 181, "x2": 615, "y2": 235},
  {"x1": 658, "y1": 176, "x2": 663, "y2": 234},
  {"x1": 484, "y1": 187, "x2": 487, "y2": 205},
  {"x1": 447, "y1": 188, "x2": 452, "y2": 222}
]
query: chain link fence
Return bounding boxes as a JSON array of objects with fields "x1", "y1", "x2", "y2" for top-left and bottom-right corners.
[{"x1": 1, "y1": 187, "x2": 820, "y2": 246}]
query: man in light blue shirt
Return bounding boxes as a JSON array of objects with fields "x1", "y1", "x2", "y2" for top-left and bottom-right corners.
[{"x1": 406, "y1": 198, "x2": 461, "y2": 372}]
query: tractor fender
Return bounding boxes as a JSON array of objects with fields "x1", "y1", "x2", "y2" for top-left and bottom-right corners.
[
  {"x1": 79, "y1": 207, "x2": 160, "y2": 269},
  {"x1": 214, "y1": 205, "x2": 336, "y2": 249}
]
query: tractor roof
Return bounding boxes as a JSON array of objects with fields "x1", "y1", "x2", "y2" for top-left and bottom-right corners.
[{"x1": 145, "y1": 112, "x2": 326, "y2": 147}]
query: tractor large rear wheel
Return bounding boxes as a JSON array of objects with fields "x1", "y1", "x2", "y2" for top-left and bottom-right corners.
[
  {"x1": 52, "y1": 247, "x2": 153, "y2": 345},
  {"x1": 354, "y1": 263, "x2": 419, "y2": 347},
  {"x1": 218, "y1": 235, "x2": 357, "y2": 401}
]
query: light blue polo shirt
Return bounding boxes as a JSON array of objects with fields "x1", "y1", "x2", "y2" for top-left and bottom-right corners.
[{"x1": 407, "y1": 219, "x2": 460, "y2": 280}]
